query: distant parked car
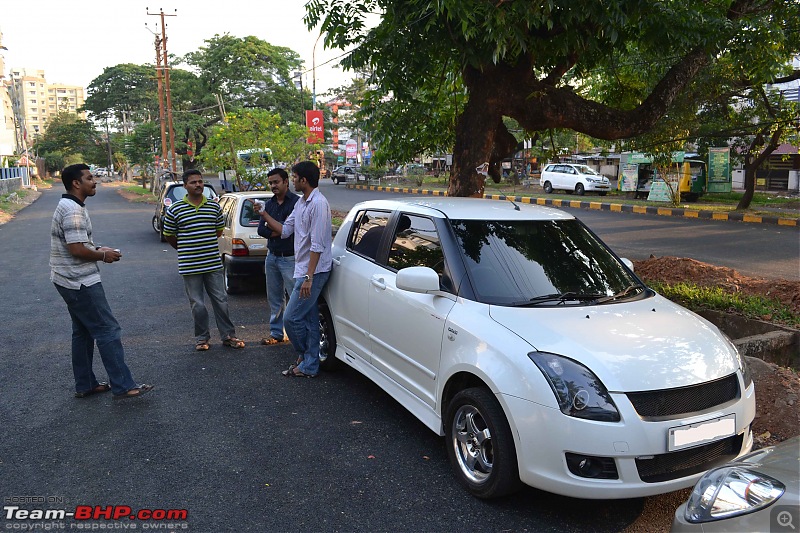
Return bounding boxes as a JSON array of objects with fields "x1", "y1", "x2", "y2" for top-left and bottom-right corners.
[
  {"x1": 94, "y1": 168, "x2": 108, "y2": 177},
  {"x1": 318, "y1": 197, "x2": 755, "y2": 500},
  {"x1": 331, "y1": 165, "x2": 365, "y2": 185},
  {"x1": 671, "y1": 436, "x2": 799, "y2": 532},
  {"x1": 152, "y1": 180, "x2": 217, "y2": 242},
  {"x1": 216, "y1": 191, "x2": 277, "y2": 293},
  {"x1": 540, "y1": 163, "x2": 611, "y2": 196}
]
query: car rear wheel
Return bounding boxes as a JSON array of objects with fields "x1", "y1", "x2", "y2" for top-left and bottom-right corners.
[
  {"x1": 445, "y1": 387, "x2": 521, "y2": 499},
  {"x1": 542, "y1": 181, "x2": 553, "y2": 194},
  {"x1": 222, "y1": 258, "x2": 239, "y2": 294},
  {"x1": 575, "y1": 183, "x2": 585, "y2": 196},
  {"x1": 318, "y1": 302, "x2": 340, "y2": 371}
]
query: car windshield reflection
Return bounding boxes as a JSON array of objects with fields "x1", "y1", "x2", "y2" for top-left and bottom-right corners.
[{"x1": 450, "y1": 219, "x2": 641, "y2": 305}]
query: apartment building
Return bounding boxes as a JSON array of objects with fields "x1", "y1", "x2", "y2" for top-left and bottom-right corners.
[
  {"x1": 8, "y1": 67, "x2": 85, "y2": 144},
  {"x1": 0, "y1": 31, "x2": 16, "y2": 158}
]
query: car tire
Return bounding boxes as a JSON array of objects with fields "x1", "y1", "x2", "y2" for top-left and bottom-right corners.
[
  {"x1": 222, "y1": 257, "x2": 239, "y2": 294},
  {"x1": 159, "y1": 222, "x2": 166, "y2": 243},
  {"x1": 542, "y1": 181, "x2": 553, "y2": 194},
  {"x1": 152, "y1": 216, "x2": 160, "y2": 233},
  {"x1": 318, "y1": 302, "x2": 340, "y2": 371},
  {"x1": 575, "y1": 183, "x2": 585, "y2": 196},
  {"x1": 332, "y1": 176, "x2": 339, "y2": 185},
  {"x1": 444, "y1": 387, "x2": 521, "y2": 499}
]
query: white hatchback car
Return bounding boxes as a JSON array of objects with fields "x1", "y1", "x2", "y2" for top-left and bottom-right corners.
[
  {"x1": 540, "y1": 163, "x2": 611, "y2": 195},
  {"x1": 319, "y1": 198, "x2": 755, "y2": 500}
]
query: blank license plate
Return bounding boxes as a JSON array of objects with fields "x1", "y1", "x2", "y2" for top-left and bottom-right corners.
[{"x1": 669, "y1": 414, "x2": 736, "y2": 451}]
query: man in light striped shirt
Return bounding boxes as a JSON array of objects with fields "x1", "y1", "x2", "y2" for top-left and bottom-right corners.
[{"x1": 163, "y1": 169, "x2": 245, "y2": 351}]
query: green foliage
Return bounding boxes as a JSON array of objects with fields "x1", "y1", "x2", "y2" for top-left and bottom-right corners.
[
  {"x1": 33, "y1": 113, "x2": 106, "y2": 171},
  {"x1": 200, "y1": 109, "x2": 310, "y2": 190},
  {"x1": 306, "y1": 0, "x2": 799, "y2": 195},
  {"x1": 122, "y1": 123, "x2": 161, "y2": 187},
  {"x1": 649, "y1": 281, "x2": 798, "y2": 327}
]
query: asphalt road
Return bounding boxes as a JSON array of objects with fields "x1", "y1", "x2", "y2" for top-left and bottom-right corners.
[
  {"x1": 318, "y1": 179, "x2": 800, "y2": 281},
  {"x1": 1, "y1": 185, "x2": 649, "y2": 532}
]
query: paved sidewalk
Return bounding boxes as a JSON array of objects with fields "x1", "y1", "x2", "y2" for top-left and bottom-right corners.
[{"x1": 346, "y1": 184, "x2": 799, "y2": 227}]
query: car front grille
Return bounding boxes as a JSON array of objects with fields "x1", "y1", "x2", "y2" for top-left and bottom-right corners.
[
  {"x1": 636, "y1": 433, "x2": 744, "y2": 483},
  {"x1": 627, "y1": 373, "x2": 739, "y2": 419}
]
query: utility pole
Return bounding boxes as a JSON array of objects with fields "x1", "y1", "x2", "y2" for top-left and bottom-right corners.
[
  {"x1": 152, "y1": 33, "x2": 168, "y2": 174},
  {"x1": 147, "y1": 8, "x2": 177, "y2": 174}
]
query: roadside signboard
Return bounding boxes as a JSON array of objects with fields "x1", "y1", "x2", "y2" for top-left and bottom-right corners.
[
  {"x1": 620, "y1": 164, "x2": 638, "y2": 191},
  {"x1": 305, "y1": 110, "x2": 324, "y2": 144},
  {"x1": 708, "y1": 147, "x2": 731, "y2": 193},
  {"x1": 345, "y1": 139, "x2": 357, "y2": 159}
]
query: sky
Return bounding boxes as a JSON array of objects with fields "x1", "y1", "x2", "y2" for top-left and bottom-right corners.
[{"x1": 0, "y1": 0, "x2": 356, "y2": 97}]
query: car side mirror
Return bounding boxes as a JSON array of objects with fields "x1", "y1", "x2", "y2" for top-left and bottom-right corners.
[
  {"x1": 396, "y1": 266, "x2": 440, "y2": 293},
  {"x1": 620, "y1": 257, "x2": 634, "y2": 272}
]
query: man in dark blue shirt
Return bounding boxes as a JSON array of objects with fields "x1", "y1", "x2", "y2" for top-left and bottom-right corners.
[{"x1": 256, "y1": 168, "x2": 299, "y2": 345}]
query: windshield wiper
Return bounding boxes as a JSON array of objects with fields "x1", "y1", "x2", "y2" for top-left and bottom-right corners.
[
  {"x1": 595, "y1": 284, "x2": 642, "y2": 304},
  {"x1": 510, "y1": 292, "x2": 605, "y2": 307}
]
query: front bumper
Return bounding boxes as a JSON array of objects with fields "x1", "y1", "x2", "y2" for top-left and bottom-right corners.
[{"x1": 500, "y1": 380, "x2": 755, "y2": 499}]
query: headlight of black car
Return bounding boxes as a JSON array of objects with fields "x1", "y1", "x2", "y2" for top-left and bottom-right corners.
[
  {"x1": 528, "y1": 352, "x2": 620, "y2": 422},
  {"x1": 684, "y1": 466, "x2": 785, "y2": 522}
]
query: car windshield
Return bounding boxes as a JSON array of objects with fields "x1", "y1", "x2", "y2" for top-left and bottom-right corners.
[
  {"x1": 449, "y1": 219, "x2": 642, "y2": 306},
  {"x1": 167, "y1": 185, "x2": 216, "y2": 202},
  {"x1": 575, "y1": 165, "x2": 600, "y2": 175}
]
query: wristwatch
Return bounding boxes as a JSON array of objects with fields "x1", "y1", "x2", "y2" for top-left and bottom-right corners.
[{"x1": 303, "y1": 274, "x2": 311, "y2": 282}]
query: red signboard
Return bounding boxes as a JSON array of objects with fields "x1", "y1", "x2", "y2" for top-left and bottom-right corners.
[{"x1": 305, "y1": 110, "x2": 324, "y2": 144}]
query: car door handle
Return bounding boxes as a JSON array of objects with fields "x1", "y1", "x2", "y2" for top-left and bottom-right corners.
[
  {"x1": 333, "y1": 255, "x2": 343, "y2": 266},
  {"x1": 370, "y1": 277, "x2": 386, "y2": 290}
]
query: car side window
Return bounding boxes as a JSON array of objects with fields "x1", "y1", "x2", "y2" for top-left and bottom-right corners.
[
  {"x1": 221, "y1": 199, "x2": 236, "y2": 229},
  {"x1": 348, "y1": 210, "x2": 391, "y2": 260},
  {"x1": 386, "y1": 214, "x2": 446, "y2": 280}
]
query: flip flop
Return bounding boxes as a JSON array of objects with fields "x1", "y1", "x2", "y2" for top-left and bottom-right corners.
[
  {"x1": 223, "y1": 336, "x2": 245, "y2": 349},
  {"x1": 261, "y1": 337, "x2": 288, "y2": 346},
  {"x1": 113, "y1": 384, "x2": 154, "y2": 400},
  {"x1": 74, "y1": 382, "x2": 111, "y2": 398},
  {"x1": 281, "y1": 364, "x2": 315, "y2": 378}
]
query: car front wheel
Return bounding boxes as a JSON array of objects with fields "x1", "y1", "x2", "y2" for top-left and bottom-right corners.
[
  {"x1": 318, "y1": 302, "x2": 339, "y2": 371},
  {"x1": 444, "y1": 387, "x2": 521, "y2": 499},
  {"x1": 575, "y1": 183, "x2": 585, "y2": 196},
  {"x1": 152, "y1": 216, "x2": 160, "y2": 233},
  {"x1": 542, "y1": 181, "x2": 553, "y2": 194}
]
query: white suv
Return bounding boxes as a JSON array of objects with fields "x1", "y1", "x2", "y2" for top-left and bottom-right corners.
[
  {"x1": 540, "y1": 163, "x2": 611, "y2": 196},
  {"x1": 319, "y1": 198, "x2": 755, "y2": 500}
]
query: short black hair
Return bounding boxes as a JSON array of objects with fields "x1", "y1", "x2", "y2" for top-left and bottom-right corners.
[
  {"x1": 61, "y1": 164, "x2": 90, "y2": 191},
  {"x1": 267, "y1": 167, "x2": 289, "y2": 181},
  {"x1": 292, "y1": 161, "x2": 320, "y2": 188},
  {"x1": 181, "y1": 168, "x2": 202, "y2": 184}
]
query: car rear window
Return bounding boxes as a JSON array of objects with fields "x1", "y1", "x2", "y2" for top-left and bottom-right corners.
[{"x1": 239, "y1": 197, "x2": 271, "y2": 227}]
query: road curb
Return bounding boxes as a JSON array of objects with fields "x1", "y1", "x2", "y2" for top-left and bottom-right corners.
[{"x1": 346, "y1": 184, "x2": 799, "y2": 227}]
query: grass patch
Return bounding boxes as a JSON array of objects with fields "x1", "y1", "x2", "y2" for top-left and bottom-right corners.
[
  {"x1": 649, "y1": 281, "x2": 799, "y2": 327},
  {"x1": 0, "y1": 189, "x2": 32, "y2": 213},
  {"x1": 120, "y1": 185, "x2": 157, "y2": 203}
]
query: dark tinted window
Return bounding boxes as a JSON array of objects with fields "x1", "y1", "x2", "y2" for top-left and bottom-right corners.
[
  {"x1": 348, "y1": 210, "x2": 391, "y2": 260},
  {"x1": 239, "y1": 197, "x2": 270, "y2": 227},
  {"x1": 386, "y1": 215, "x2": 445, "y2": 276},
  {"x1": 450, "y1": 219, "x2": 640, "y2": 305}
]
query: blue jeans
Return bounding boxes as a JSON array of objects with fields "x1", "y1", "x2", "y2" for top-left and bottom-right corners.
[
  {"x1": 55, "y1": 283, "x2": 138, "y2": 396},
  {"x1": 284, "y1": 270, "x2": 331, "y2": 376},
  {"x1": 265, "y1": 254, "x2": 296, "y2": 341},
  {"x1": 182, "y1": 269, "x2": 236, "y2": 342}
]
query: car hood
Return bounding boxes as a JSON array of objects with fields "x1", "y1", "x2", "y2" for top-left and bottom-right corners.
[
  {"x1": 734, "y1": 436, "x2": 800, "y2": 484},
  {"x1": 488, "y1": 294, "x2": 739, "y2": 392}
]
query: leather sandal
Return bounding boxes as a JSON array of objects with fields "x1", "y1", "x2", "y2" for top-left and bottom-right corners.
[
  {"x1": 75, "y1": 382, "x2": 111, "y2": 398},
  {"x1": 195, "y1": 340, "x2": 210, "y2": 351},
  {"x1": 222, "y1": 336, "x2": 245, "y2": 349}
]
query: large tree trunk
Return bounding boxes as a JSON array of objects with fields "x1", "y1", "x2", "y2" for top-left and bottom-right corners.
[{"x1": 737, "y1": 125, "x2": 783, "y2": 210}]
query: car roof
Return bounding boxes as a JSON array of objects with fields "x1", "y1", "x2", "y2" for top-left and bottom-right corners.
[
  {"x1": 350, "y1": 197, "x2": 575, "y2": 221},
  {"x1": 219, "y1": 191, "x2": 274, "y2": 199}
]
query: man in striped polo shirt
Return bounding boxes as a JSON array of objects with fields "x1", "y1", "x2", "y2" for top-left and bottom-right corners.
[
  {"x1": 163, "y1": 169, "x2": 245, "y2": 351},
  {"x1": 51, "y1": 163, "x2": 153, "y2": 400}
]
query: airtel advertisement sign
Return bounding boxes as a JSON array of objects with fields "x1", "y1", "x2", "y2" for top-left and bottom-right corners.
[{"x1": 305, "y1": 110, "x2": 324, "y2": 144}]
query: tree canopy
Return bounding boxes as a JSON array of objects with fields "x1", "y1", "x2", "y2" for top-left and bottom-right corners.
[{"x1": 305, "y1": 0, "x2": 800, "y2": 196}]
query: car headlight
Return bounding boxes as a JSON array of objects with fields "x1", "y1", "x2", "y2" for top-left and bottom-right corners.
[
  {"x1": 585, "y1": 177, "x2": 597, "y2": 183},
  {"x1": 528, "y1": 352, "x2": 620, "y2": 422},
  {"x1": 684, "y1": 466, "x2": 785, "y2": 523},
  {"x1": 723, "y1": 333, "x2": 753, "y2": 388}
]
